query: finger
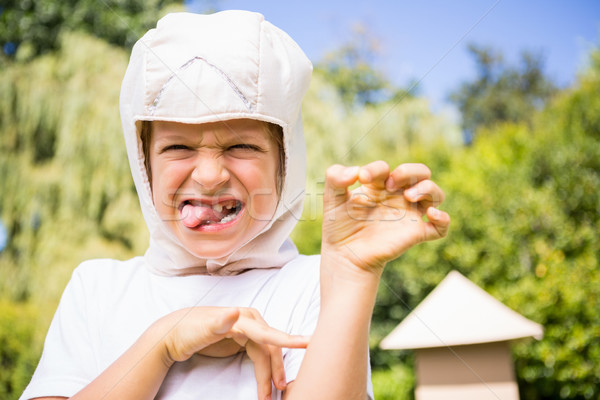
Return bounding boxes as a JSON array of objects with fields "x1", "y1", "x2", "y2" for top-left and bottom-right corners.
[
  {"x1": 269, "y1": 345, "x2": 287, "y2": 391},
  {"x1": 233, "y1": 310, "x2": 310, "y2": 349},
  {"x1": 386, "y1": 163, "x2": 432, "y2": 192},
  {"x1": 246, "y1": 341, "x2": 273, "y2": 400},
  {"x1": 423, "y1": 207, "x2": 451, "y2": 240},
  {"x1": 324, "y1": 164, "x2": 359, "y2": 209},
  {"x1": 403, "y1": 179, "x2": 446, "y2": 206},
  {"x1": 198, "y1": 339, "x2": 243, "y2": 357},
  {"x1": 358, "y1": 160, "x2": 390, "y2": 190},
  {"x1": 210, "y1": 308, "x2": 240, "y2": 335},
  {"x1": 325, "y1": 164, "x2": 360, "y2": 189},
  {"x1": 235, "y1": 321, "x2": 310, "y2": 349}
]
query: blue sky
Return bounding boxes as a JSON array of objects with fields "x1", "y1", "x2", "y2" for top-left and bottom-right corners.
[{"x1": 189, "y1": 0, "x2": 599, "y2": 113}]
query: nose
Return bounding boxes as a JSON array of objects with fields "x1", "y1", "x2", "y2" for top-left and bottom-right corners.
[{"x1": 191, "y1": 155, "x2": 230, "y2": 191}]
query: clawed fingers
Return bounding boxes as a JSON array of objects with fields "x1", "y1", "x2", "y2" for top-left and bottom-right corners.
[
  {"x1": 210, "y1": 308, "x2": 240, "y2": 335},
  {"x1": 233, "y1": 308, "x2": 299, "y2": 400},
  {"x1": 324, "y1": 164, "x2": 359, "y2": 210},
  {"x1": 268, "y1": 344, "x2": 287, "y2": 391},
  {"x1": 245, "y1": 341, "x2": 274, "y2": 400},
  {"x1": 245, "y1": 341, "x2": 289, "y2": 400},
  {"x1": 403, "y1": 179, "x2": 445, "y2": 207},
  {"x1": 233, "y1": 309, "x2": 310, "y2": 349},
  {"x1": 400, "y1": 173, "x2": 450, "y2": 241},
  {"x1": 203, "y1": 307, "x2": 308, "y2": 399},
  {"x1": 424, "y1": 206, "x2": 451, "y2": 240},
  {"x1": 325, "y1": 164, "x2": 359, "y2": 190},
  {"x1": 385, "y1": 163, "x2": 431, "y2": 192},
  {"x1": 358, "y1": 160, "x2": 390, "y2": 190}
]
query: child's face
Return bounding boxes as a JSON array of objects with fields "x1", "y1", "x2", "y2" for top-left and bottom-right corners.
[{"x1": 149, "y1": 119, "x2": 281, "y2": 259}]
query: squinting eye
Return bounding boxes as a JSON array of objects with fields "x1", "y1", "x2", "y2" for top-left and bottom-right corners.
[
  {"x1": 163, "y1": 144, "x2": 191, "y2": 152},
  {"x1": 229, "y1": 144, "x2": 261, "y2": 151}
]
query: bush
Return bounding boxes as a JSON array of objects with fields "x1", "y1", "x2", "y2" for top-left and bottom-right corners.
[{"x1": 0, "y1": 300, "x2": 40, "y2": 399}]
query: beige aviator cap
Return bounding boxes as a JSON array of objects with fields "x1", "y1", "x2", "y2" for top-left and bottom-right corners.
[{"x1": 119, "y1": 10, "x2": 313, "y2": 275}]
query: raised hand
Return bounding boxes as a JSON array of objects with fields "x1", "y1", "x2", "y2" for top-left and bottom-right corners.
[{"x1": 321, "y1": 161, "x2": 450, "y2": 274}]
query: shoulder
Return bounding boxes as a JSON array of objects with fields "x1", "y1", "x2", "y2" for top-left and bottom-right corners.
[
  {"x1": 260, "y1": 254, "x2": 321, "y2": 305},
  {"x1": 73, "y1": 256, "x2": 145, "y2": 279},
  {"x1": 280, "y1": 254, "x2": 320, "y2": 277},
  {"x1": 68, "y1": 256, "x2": 147, "y2": 296},
  {"x1": 272, "y1": 254, "x2": 320, "y2": 293}
]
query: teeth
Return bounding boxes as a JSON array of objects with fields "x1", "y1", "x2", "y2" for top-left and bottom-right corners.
[
  {"x1": 183, "y1": 199, "x2": 240, "y2": 226},
  {"x1": 218, "y1": 213, "x2": 235, "y2": 224},
  {"x1": 216, "y1": 205, "x2": 241, "y2": 224}
]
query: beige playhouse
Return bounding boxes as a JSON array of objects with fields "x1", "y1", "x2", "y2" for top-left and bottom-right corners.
[{"x1": 380, "y1": 271, "x2": 543, "y2": 400}]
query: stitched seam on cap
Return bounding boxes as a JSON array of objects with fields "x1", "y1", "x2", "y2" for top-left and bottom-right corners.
[{"x1": 148, "y1": 56, "x2": 254, "y2": 115}]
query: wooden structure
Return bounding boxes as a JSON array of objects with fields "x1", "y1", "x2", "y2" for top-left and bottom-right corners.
[{"x1": 380, "y1": 271, "x2": 543, "y2": 400}]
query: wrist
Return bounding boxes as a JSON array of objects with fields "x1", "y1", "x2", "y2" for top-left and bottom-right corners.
[
  {"x1": 147, "y1": 312, "x2": 184, "y2": 368},
  {"x1": 319, "y1": 248, "x2": 382, "y2": 307},
  {"x1": 320, "y1": 243, "x2": 385, "y2": 281}
]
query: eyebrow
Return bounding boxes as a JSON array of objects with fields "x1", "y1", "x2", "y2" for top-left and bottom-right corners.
[{"x1": 152, "y1": 130, "x2": 272, "y2": 148}]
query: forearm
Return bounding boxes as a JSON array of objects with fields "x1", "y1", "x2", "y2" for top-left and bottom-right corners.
[
  {"x1": 285, "y1": 252, "x2": 381, "y2": 400},
  {"x1": 71, "y1": 321, "x2": 173, "y2": 400}
]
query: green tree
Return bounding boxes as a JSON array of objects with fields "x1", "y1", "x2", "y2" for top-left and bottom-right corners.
[
  {"x1": 0, "y1": 0, "x2": 186, "y2": 61},
  {"x1": 0, "y1": 32, "x2": 149, "y2": 399},
  {"x1": 0, "y1": 300, "x2": 40, "y2": 399},
  {"x1": 314, "y1": 23, "x2": 409, "y2": 110},
  {"x1": 373, "y1": 46, "x2": 600, "y2": 399},
  {"x1": 450, "y1": 43, "x2": 557, "y2": 143},
  {"x1": 0, "y1": 32, "x2": 148, "y2": 302}
]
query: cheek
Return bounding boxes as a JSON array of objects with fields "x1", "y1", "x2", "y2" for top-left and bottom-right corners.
[
  {"x1": 151, "y1": 161, "x2": 193, "y2": 208},
  {"x1": 232, "y1": 162, "x2": 280, "y2": 219},
  {"x1": 233, "y1": 158, "x2": 279, "y2": 193}
]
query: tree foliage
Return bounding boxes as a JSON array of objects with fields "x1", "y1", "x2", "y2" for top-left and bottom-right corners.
[
  {"x1": 0, "y1": 32, "x2": 148, "y2": 301},
  {"x1": 314, "y1": 24, "x2": 411, "y2": 110},
  {"x1": 0, "y1": 32, "x2": 150, "y2": 399},
  {"x1": 450, "y1": 43, "x2": 557, "y2": 143},
  {"x1": 0, "y1": 23, "x2": 598, "y2": 399},
  {"x1": 372, "y1": 47, "x2": 600, "y2": 399},
  {"x1": 0, "y1": 300, "x2": 40, "y2": 399},
  {"x1": 0, "y1": 0, "x2": 183, "y2": 61}
]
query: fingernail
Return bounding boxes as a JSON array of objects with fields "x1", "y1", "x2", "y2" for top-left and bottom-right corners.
[
  {"x1": 358, "y1": 167, "x2": 371, "y2": 181},
  {"x1": 405, "y1": 188, "x2": 417, "y2": 199},
  {"x1": 430, "y1": 208, "x2": 441, "y2": 219},
  {"x1": 385, "y1": 176, "x2": 395, "y2": 191},
  {"x1": 344, "y1": 166, "x2": 360, "y2": 180}
]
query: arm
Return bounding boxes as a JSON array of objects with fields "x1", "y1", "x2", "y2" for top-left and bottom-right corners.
[
  {"x1": 285, "y1": 161, "x2": 450, "y2": 399},
  {"x1": 33, "y1": 307, "x2": 309, "y2": 400}
]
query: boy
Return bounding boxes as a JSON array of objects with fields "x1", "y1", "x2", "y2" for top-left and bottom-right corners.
[{"x1": 21, "y1": 10, "x2": 449, "y2": 400}]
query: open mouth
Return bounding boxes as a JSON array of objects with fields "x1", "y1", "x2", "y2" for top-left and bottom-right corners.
[{"x1": 179, "y1": 199, "x2": 243, "y2": 228}]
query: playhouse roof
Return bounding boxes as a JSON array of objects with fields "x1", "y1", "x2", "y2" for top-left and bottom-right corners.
[{"x1": 380, "y1": 271, "x2": 543, "y2": 350}]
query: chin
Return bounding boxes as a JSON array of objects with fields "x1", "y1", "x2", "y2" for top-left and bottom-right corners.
[{"x1": 183, "y1": 240, "x2": 241, "y2": 260}]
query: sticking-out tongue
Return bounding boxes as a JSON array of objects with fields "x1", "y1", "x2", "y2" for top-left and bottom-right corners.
[{"x1": 181, "y1": 203, "x2": 226, "y2": 228}]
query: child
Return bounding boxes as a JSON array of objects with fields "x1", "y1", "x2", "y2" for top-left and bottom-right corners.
[{"x1": 21, "y1": 10, "x2": 449, "y2": 400}]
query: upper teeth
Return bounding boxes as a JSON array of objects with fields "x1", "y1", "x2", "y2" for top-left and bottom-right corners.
[{"x1": 190, "y1": 200, "x2": 237, "y2": 212}]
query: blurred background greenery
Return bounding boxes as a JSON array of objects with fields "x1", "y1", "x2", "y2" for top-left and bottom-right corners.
[{"x1": 0, "y1": 1, "x2": 599, "y2": 399}]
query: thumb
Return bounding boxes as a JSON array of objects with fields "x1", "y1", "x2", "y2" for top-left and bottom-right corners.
[
  {"x1": 323, "y1": 164, "x2": 359, "y2": 210},
  {"x1": 211, "y1": 308, "x2": 240, "y2": 336}
]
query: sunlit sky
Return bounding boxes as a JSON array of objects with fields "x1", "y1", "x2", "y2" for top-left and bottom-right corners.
[{"x1": 188, "y1": 0, "x2": 599, "y2": 114}]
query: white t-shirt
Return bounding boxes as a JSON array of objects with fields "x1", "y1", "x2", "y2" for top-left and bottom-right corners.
[{"x1": 21, "y1": 255, "x2": 321, "y2": 399}]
